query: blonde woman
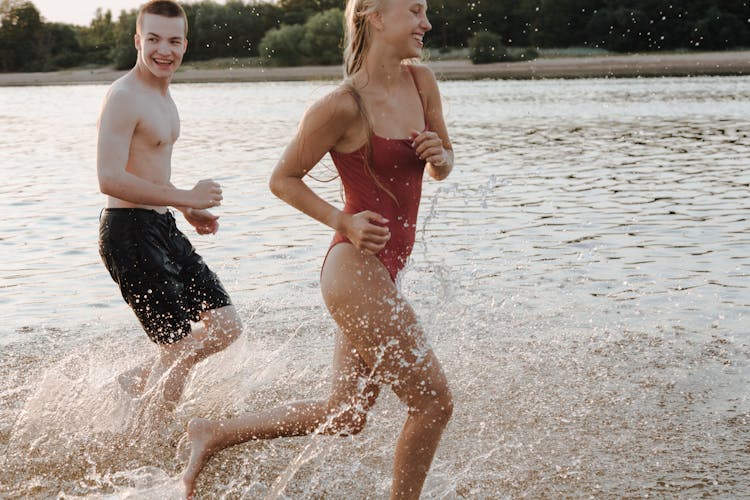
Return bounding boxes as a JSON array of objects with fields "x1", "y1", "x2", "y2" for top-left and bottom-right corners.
[{"x1": 183, "y1": 1, "x2": 454, "y2": 497}]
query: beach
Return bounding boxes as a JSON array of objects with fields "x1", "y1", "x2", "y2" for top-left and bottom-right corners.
[
  {"x1": 0, "y1": 50, "x2": 748, "y2": 86},
  {"x1": 1, "y1": 67, "x2": 748, "y2": 496}
]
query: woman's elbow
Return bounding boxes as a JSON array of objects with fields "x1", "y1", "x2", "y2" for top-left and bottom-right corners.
[{"x1": 268, "y1": 173, "x2": 283, "y2": 199}]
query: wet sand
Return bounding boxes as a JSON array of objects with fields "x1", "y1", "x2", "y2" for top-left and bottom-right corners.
[{"x1": 0, "y1": 50, "x2": 748, "y2": 86}]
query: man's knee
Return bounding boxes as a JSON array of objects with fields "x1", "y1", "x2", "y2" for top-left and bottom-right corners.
[
  {"x1": 204, "y1": 307, "x2": 243, "y2": 348},
  {"x1": 217, "y1": 314, "x2": 242, "y2": 344}
]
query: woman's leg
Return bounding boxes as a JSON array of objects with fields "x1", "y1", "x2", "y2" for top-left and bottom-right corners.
[
  {"x1": 182, "y1": 330, "x2": 380, "y2": 496},
  {"x1": 320, "y1": 244, "x2": 454, "y2": 500}
]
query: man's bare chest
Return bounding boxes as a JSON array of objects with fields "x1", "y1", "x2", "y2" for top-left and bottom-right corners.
[{"x1": 134, "y1": 99, "x2": 180, "y2": 148}]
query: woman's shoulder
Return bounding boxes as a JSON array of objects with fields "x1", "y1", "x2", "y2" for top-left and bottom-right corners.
[
  {"x1": 404, "y1": 62, "x2": 440, "y2": 100},
  {"x1": 405, "y1": 62, "x2": 437, "y2": 85},
  {"x1": 306, "y1": 84, "x2": 361, "y2": 124}
]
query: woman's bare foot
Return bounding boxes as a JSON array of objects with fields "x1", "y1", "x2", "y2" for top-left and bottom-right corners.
[{"x1": 182, "y1": 417, "x2": 221, "y2": 499}]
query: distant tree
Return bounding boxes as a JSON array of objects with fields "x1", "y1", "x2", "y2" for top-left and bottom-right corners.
[
  {"x1": 260, "y1": 23, "x2": 306, "y2": 65},
  {"x1": 428, "y1": 0, "x2": 478, "y2": 48},
  {"x1": 260, "y1": 7, "x2": 343, "y2": 66},
  {"x1": 468, "y1": 31, "x2": 508, "y2": 64},
  {"x1": 183, "y1": 0, "x2": 282, "y2": 60},
  {"x1": 43, "y1": 22, "x2": 82, "y2": 68},
  {"x1": 300, "y1": 8, "x2": 343, "y2": 65},
  {"x1": 78, "y1": 8, "x2": 116, "y2": 64},
  {"x1": 0, "y1": 1, "x2": 45, "y2": 71},
  {"x1": 278, "y1": 0, "x2": 343, "y2": 25},
  {"x1": 690, "y1": 6, "x2": 749, "y2": 50},
  {"x1": 586, "y1": 6, "x2": 652, "y2": 51},
  {"x1": 526, "y1": 0, "x2": 604, "y2": 47},
  {"x1": 110, "y1": 9, "x2": 137, "y2": 70}
]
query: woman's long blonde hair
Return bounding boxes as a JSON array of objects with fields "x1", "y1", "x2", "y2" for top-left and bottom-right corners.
[
  {"x1": 341, "y1": 0, "x2": 401, "y2": 204},
  {"x1": 343, "y1": 0, "x2": 382, "y2": 77}
]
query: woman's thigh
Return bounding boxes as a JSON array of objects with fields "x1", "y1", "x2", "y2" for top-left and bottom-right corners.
[{"x1": 321, "y1": 244, "x2": 450, "y2": 409}]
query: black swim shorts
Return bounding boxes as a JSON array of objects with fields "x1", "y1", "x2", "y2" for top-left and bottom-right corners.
[{"x1": 99, "y1": 208, "x2": 232, "y2": 344}]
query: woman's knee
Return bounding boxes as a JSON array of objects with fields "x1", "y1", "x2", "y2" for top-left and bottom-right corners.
[
  {"x1": 324, "y1": 388, "x2": 379, "y2": 436},
  {"x1": 328, "y1": 407, "x2": 370, "y2": 436},
  {"x1": 408, "y1": 384, "x2": 454, "y2": 427}
]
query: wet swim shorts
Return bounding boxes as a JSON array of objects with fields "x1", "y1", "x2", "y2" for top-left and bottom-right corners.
[{"x1": 99, "y1": 208, "x2": 232, "y2": 344}]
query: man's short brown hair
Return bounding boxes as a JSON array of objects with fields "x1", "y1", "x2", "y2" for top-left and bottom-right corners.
[{"x1": 136, "y1": 0, "x2": 188, "y2": 36}]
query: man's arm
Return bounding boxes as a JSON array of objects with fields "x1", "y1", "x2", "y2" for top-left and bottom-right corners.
[
  {"x1": 169, "y1": 182, "x2": 221, "y2": 235},
  {"x1": 96, "y1": 87, "x2": 221, "y2": 209}
]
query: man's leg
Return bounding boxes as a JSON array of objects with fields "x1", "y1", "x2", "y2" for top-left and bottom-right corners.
[
  {"x1": 118, "y1": 361, "x2": 152, "y2": 396},
  {"x1": 143, "y1": 305, "x2": 242, "y2": 409}
]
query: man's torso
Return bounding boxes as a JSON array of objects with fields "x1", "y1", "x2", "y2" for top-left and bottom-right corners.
[{"x1": 106, "y1": 73, "x2": 180, "y2": 213}]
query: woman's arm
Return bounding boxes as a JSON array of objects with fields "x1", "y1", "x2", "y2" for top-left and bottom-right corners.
[
  {"x1": 269, "y1": 89, "x2": 391, "y2": 254},
  {"x1": 410, "y1": 65, "x2": 454, "y2": 181}
]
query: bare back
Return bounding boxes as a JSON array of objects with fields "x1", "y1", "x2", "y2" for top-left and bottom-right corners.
[{"x1": 97, "y1": 70, "x2": 180, "y2": 212}]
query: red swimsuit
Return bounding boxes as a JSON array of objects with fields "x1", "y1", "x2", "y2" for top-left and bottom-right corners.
[{"x1": 327, "y1": 67, "x2": 428, "y2": 281}]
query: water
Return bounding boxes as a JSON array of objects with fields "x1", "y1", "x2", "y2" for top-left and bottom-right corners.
[{"x1": 1, "y1": 76, "x2": 748, "y2": 497}]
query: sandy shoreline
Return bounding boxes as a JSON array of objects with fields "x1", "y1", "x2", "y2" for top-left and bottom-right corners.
[{"x1": 1, "y1": 50, "x2": 749, "y2": 86}]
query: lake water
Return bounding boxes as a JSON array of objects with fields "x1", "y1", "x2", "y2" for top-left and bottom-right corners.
[{"x1": 0, "y1": 75, "x2": 748, "y2": 498}]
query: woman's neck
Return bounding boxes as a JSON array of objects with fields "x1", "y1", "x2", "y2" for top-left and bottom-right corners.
[{"x1": 359, "y1": 42, "x2": 408, "y2": 91}]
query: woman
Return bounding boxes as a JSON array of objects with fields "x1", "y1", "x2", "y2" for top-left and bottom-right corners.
[{"x1": 182, "y1": 0, "x2": 454, "y2": 497}]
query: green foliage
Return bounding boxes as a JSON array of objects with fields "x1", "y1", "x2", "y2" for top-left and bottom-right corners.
[
  {"x1": 110, "y1": 9, "x2": 136, "y2": 70},
  {"x1": 1, "y1": 0, "x2": 749, "y2": 73},
  {"x1": 429, "y1": 0, "x2": 750, "y2": 53},
  {"x1": 300, "y1": 8, "x2": 344, "y2": 65},
  {"x1": 78, "y1": 8, "x2": 115, "y2": 64},
  {"x1": 690, "y1": 7, "x2": 749, "y2": 50},
  {"x1": 44, "y1": 22, "x2": 82, "y2": 68},
  {"x1": 261, "y1": 8, "x2": 343, "y2": 66},
  {"x1": 0, "y1": 1, "x2": 45, "y2": 71},
  {"x1": 260, "y1": 23, "x2": 306, "y2": 66},
  {"x1": 468, "y1": 31, "x2": 509, "y2": 64},
  {"x1": 278, "y1": 0, "x2": 343, "y2": 25},
  {"x1": 183, "y1": 1, "x2": 283, "y2": 61}
]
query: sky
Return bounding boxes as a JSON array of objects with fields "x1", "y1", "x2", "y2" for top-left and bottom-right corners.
[{"x1": 32, "y1": 1, "x2": 144, "y2": 25}]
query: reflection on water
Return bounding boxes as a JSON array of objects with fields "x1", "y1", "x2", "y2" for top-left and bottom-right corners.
[{"x1": 0, "y1": 77, "x2": 748, "y2": 497}]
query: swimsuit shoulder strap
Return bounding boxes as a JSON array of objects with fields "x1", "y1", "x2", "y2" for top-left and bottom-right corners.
[{"x1": 406, "y1": 64, "x2": 428, "y2": 129}]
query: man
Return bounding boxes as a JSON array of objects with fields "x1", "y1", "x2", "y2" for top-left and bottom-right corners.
[{"x1": 97, "y1": 0, "x2": 241, "y2": 414}]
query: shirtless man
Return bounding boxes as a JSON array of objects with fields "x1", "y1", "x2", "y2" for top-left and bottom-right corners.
[{"x1": 97, "y1": 0, "x2": 241, "y2": 414}]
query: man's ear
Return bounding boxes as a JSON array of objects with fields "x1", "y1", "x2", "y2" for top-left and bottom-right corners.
[{"x1": 133, "y1": 33, "x2": 140, "y2": 51}]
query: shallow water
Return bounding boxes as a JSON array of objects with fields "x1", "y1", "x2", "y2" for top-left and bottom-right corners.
[{"x1": 0, "y1": 76, "x2": 748, "y2": 498}]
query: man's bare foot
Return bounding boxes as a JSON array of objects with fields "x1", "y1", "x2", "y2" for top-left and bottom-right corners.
[
  {"x1": 182, "y1": 417, "x2": 221, "y2": 499},
  {"x1": 117, "y1": 365, "x2": 149, "y2": 397}
]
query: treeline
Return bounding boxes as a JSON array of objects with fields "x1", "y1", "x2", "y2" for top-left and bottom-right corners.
[{"x1": 1, "y1": 0, "x2": 748, "y2": 72}]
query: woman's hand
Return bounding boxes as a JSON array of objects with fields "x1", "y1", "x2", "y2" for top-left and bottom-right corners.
[
  {"x1": 411, "y1": 130, "x2": 450, "y2": 167},
  {"x1": 340, "y1": 211, "x2": 391, "y2": 254}
]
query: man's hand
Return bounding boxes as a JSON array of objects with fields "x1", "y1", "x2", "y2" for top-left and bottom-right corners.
[
  {"x1": 189, "y1": 179, "x2": 223, "y2": 209},
  {"x1": 184, "y1": 208, "x2": 220, "y2": 235}
]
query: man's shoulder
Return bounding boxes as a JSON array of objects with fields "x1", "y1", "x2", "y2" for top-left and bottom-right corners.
[{"x1": 104, "y1": 71, "x2": 147, "y2": 107}]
